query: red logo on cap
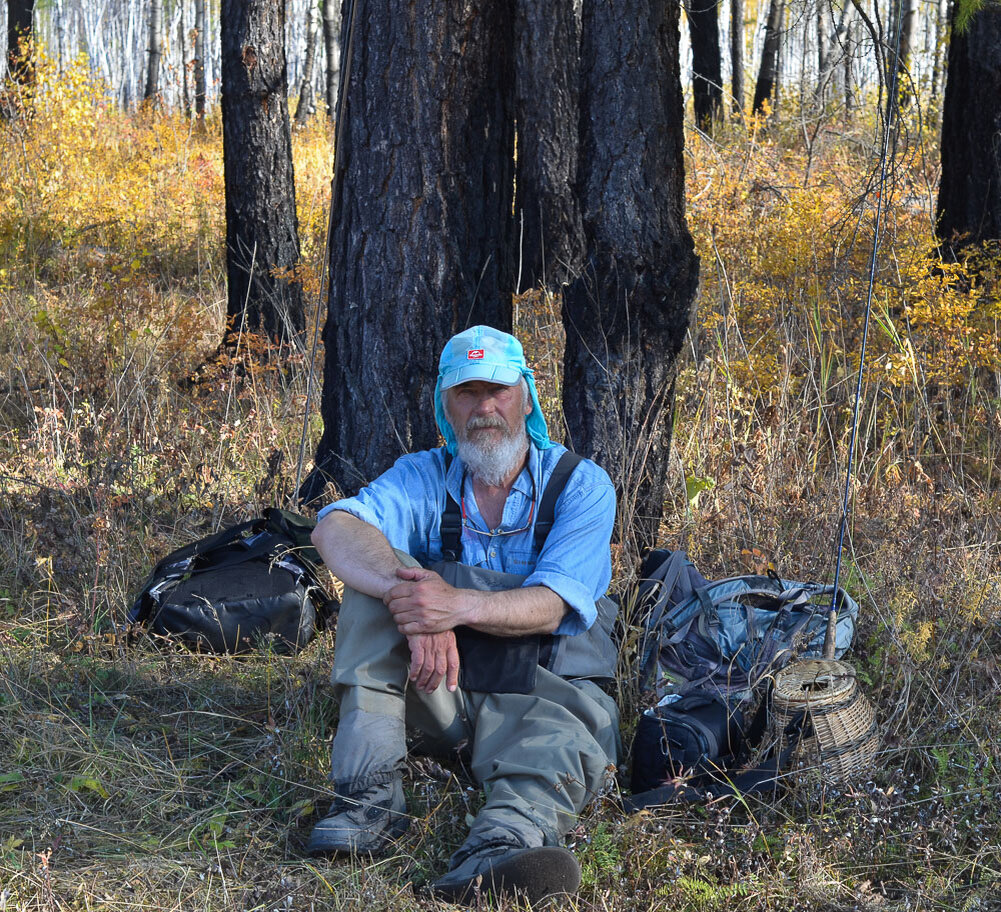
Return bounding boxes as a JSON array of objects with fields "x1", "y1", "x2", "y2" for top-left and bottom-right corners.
[{"x1": 467, "y1": 349, "x2": 484, "y2": 359}]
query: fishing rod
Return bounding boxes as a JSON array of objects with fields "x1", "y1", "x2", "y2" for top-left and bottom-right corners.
[{"x1": 824, "y1": 2, "x2": 906, "y2": 658}]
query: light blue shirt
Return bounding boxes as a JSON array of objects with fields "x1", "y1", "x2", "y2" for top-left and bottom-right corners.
[{"x1": 318, "y1": 443, "x2": 616, "y2": 636}]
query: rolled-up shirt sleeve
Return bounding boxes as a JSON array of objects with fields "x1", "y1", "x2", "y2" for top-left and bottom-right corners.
[
  {"x1": 522, "y1": 470, "x2": 615, "y2": 636},
  {"x1": 316, "y1": 452, "x2": 439, "y2": 562}
]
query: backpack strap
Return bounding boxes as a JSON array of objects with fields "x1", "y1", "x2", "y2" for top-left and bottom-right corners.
[
  {"x1": 439, "y1": 449, "x2": 583, "y2": 562},
  {"x1": 533, "y1": 451, "x2": 582, "y2": 552},
  {"x1": 639, "y1": 550, "x2": 694, "y2": 684}
]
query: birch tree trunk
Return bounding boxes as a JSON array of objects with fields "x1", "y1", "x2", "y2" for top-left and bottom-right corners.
[
  {"x1": 295, "y1": 0, "x2": 319, "y2": 124},
  {"x1": 564, "y1": 0, "x2": 700, "y2": 549},
  {"x1": 321, "y1": 0, "x2": 338, "y2": 117},
  {"x1": 194, "y1": 0, "x2": 207, "y2": 120},
  {"x1": 180, "y1": 4, "x2": 190, "y2": 117}
]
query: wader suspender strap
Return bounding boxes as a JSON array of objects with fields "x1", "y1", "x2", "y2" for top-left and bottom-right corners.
[
  {"x1": 440, "y1": 449, "x2": 463, "y2": 562},
  {"x1": 439, "y1": 449, "x2": 584, "y2": 561}
]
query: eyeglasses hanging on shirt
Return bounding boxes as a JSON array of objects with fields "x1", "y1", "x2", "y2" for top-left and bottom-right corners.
[{"x1": 460, "y1": 469, "x2": 537, "y2": 538}]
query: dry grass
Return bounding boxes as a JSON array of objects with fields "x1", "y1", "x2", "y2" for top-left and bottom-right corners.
[{"x1": 2, "y1": 65, "x2": 1000, "y2": 911}]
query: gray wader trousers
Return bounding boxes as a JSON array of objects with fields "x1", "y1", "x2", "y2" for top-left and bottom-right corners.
[{"x1": 327, "y1": 552, "x2": 619, "y2": 851}]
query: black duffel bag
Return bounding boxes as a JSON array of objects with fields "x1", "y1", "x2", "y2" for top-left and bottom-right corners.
[
  {"x1": 128, "y1": 508, "x2": 335, "y2": 654},
  {"x1": 630, "y1": 692, "x2": 746, "y2": 794}
]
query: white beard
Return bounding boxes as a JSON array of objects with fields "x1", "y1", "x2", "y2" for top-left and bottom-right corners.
[{"x1": 455, "y1": 416, "x2": 529, "y2": 487}]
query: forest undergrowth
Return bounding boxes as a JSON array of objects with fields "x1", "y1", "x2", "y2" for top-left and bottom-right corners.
[{"x1": 1, "y1": 58, "x2": 999, "y2": 911}]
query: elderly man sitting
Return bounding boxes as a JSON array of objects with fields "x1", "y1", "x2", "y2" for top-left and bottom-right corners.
[{"x1": 307, "y1": 325, "x2": 619, "y2": 903}]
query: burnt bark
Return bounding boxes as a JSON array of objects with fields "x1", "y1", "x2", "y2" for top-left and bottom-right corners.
[
  {"x1": 6, "y1": 0, "x2": 34, "y2": 83},
  {"x1": 194, "y1": 0, "x2": 207, "y2": 120},
  {"x1": 753, "y1": 0, "x2": 783, "y2": 114},
  {"x1": 844, "y1": 19, "x2": 854, "y2": 116},
  {"x1": 144, "y1": 0, "x2": 162, "y2": 103},
  {"x1": 930, "y1": 0, "x2": 948, "y2": 100},
  {"x1": 687, "y1": 0, "x2": 723, "y2": 132},
  {"x1": 321, "y1": 0, "x2": 338, "y2": 116},
  {"x1": 937, "y1": 2, "x2": 1001, "y2": 257},
  {"x1": 295, "y1": 0, "x2": 319, "y2": 124},
  {"x1": 564, "y1": 0, "x2": 700, "y2": 549},
  {"x1": 888, "y1": 0, "x2": 916, "y2": 106},
  {"x1": 513, "y1": 0, "x2": 584, "y2": 289},
  {"x1": 310, "y1": 2, "x2": 517, "y2": 497},
  {"x1": 731, "y1": 0, "x2": 744, "y2": 114},
  {"x1": 512, "y1": 0, "x2": 584, "y2": 288},
  {"x1": 220, "y1": 0, "x2": 305, "y2": 339}
]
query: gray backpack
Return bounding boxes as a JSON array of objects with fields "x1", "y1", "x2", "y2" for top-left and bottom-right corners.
[{"x1": 637, "y1": 549, "x2": 858, "y2": 703}]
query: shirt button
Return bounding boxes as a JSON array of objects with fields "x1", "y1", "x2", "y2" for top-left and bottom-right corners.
[{"x1": 490, "y1": 550, "x2": 497, "y2": 558}]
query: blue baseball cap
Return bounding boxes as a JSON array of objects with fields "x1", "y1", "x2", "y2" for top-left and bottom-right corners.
[{"x1": 434, "y1": 325, "x2": 553, "y2": 455}]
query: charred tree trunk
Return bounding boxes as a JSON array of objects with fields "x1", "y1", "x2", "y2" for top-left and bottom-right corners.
[
  {"x1": 753, "y1": 0, "x2": 783, "y2": 114},
  {"x1": 295, "y1": 1, "x2": 319, "y2": 125},
  {"x1": 844, "y1": 18, "x2": 854, "y2": 116},
  {"x1": 937, "y1": 2, "x2": 1001, "y2": 258},
  {"x1": 220, "y1": 0, "x2": 305, "y2": 339},
  {"x1": 7, "y1": 0, "x2": 35, "y2": 84},
  {"x1": 513, "y1": 0, "x2": 584, "y2": 290},
  {"x1": 144, "y1": 0, "x2": 162, "y2": 103},
  {"x1": 180, "y1": 7, "x2": 191, "y2": 118},
  {"x1": 930, "y1": 0, "x2": 948, "y2": 101},
  {"x1": 687, "y1": 0, "x2": 723, "y2": 132},
  {"x1": 309, "y1": 2, "x2": 516, "y2": 497},
  {"x1": 564, "y1": 0, "x2": 700, "y2": 550},
  {"x1": 194, "y1": 0, "x2": 207, "y2": 120},
  {"x1": 731, "y1": 0, "x2": 744, "y2": 114},
  {"x1": 321, "y1": 0, "x2": 338, "y2": 117},
  {"x1": 888, "y1": 0, "x2": 916, "y2": 106}
]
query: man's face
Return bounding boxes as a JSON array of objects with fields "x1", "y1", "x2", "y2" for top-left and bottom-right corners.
[{"x1": 446, "y1": 380, "x2": 531, "y2": 446}]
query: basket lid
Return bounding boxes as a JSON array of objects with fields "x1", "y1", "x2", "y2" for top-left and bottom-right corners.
[{"x1": 772, "y1": 658, "x2": 857, "y2": 710}]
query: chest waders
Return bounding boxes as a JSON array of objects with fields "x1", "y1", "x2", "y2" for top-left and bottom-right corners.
[{"x1": 433, "y1": 449, "x2": 619, "y2": 693}]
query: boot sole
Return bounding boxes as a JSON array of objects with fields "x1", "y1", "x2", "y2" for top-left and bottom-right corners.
[{"x1": 431, "y1": 846, "x2": 581, "y2": 905}]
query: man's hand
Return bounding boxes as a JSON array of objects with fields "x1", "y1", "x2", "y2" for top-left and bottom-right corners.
[
  {"x1": 385, "y1": 566, "x2": 474, "y2": 635},
  {"x1": 407, "y1": 631, "x2": 460, "y2": 693}
]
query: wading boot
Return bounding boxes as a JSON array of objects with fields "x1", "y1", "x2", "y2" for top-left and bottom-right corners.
[
  {"x1": 430, "y1": 843, "x2": 581, "y2": 905},
  {"x1": 306, "y1": 776, "x2": 408, "y2": 856}
]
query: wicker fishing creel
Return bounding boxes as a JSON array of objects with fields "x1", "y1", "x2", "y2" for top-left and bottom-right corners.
[{"x1": 772, "y1": 658, "x2": 878, "y2": 781}]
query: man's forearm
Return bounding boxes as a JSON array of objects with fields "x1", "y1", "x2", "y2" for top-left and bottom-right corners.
[
  {"x1": 386, "y1": 571, "x2": 568, "y2": 637},
  {"x1": 310, "y1": 511, "x2": 402, "y2": 598},
  {"x1": 461, "y1": 586, "x2": 567, "y2": 637}
]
